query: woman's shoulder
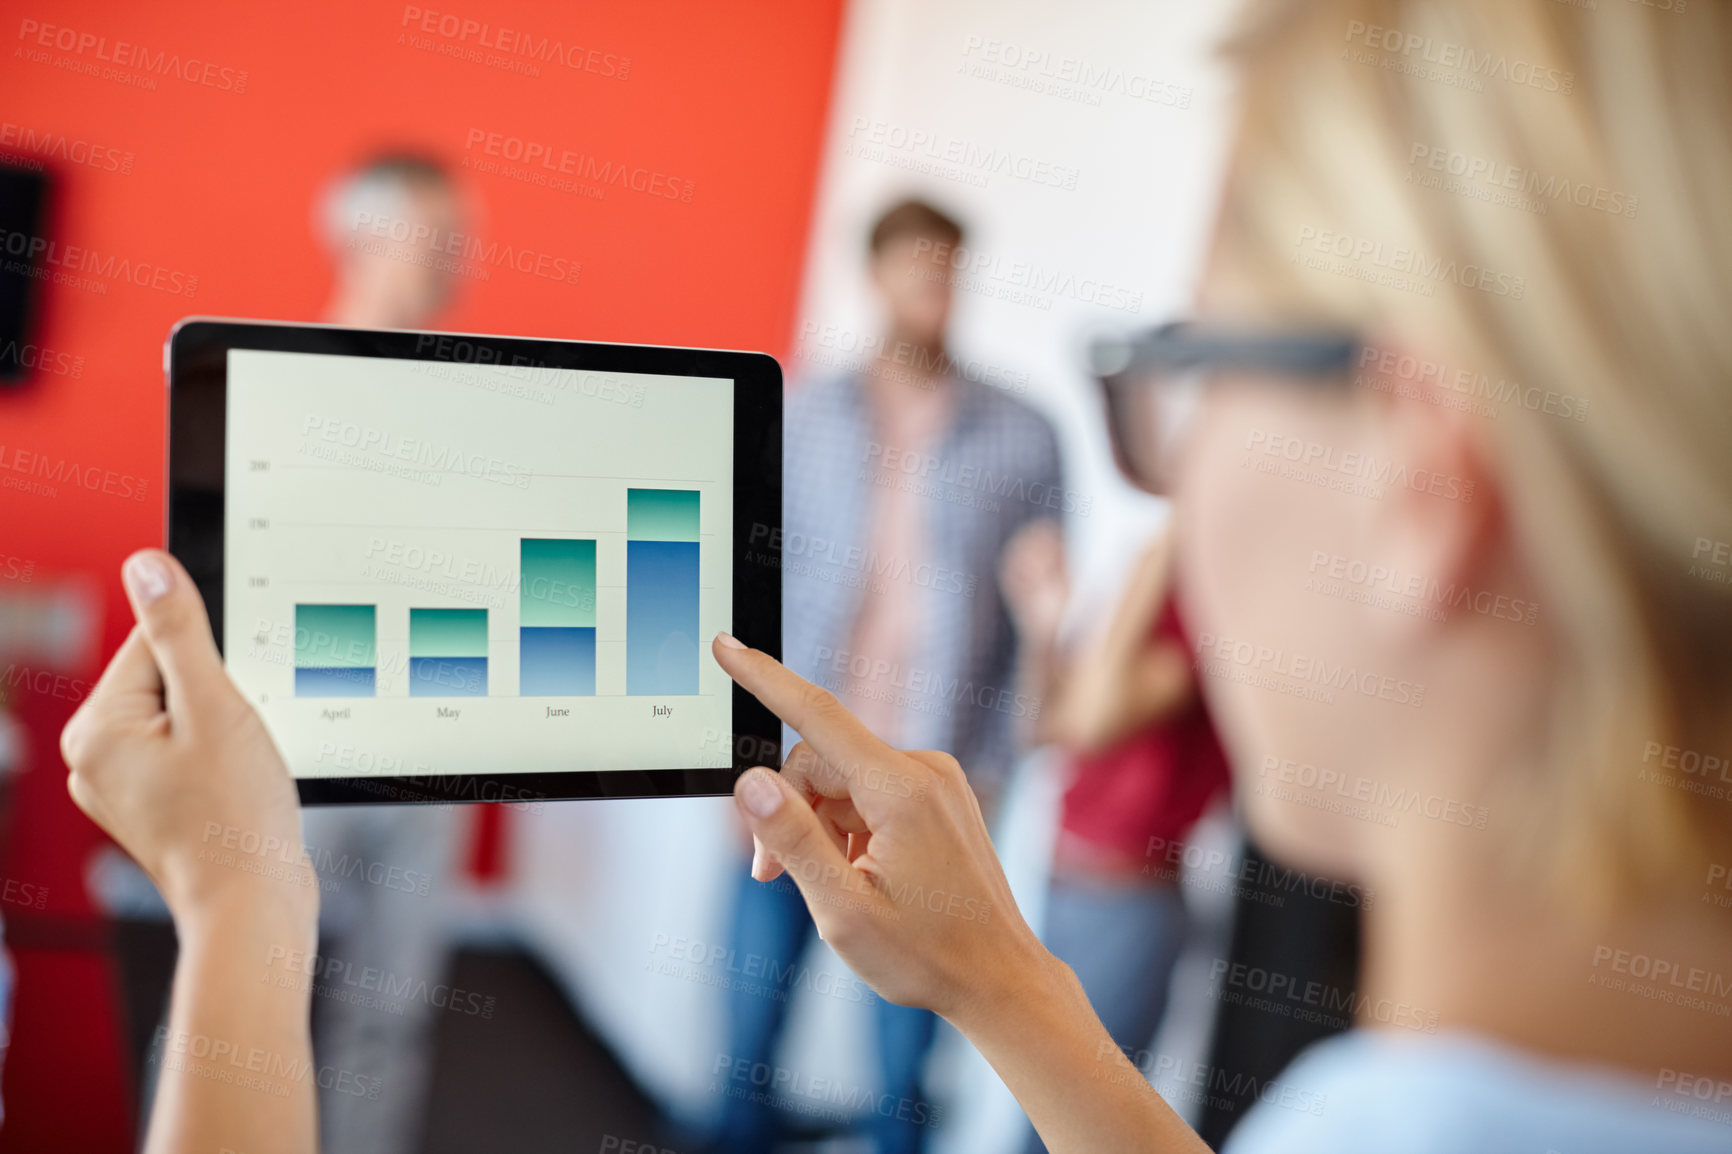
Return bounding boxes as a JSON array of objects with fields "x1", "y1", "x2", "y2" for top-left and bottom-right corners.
[{"x1": 1221, "y1": 1028, "x2": 1729, "y2": 1154}]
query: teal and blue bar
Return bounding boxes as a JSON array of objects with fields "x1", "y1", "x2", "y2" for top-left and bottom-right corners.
[
  {"x1": 520, "y1": 538, "x2": 596, "y2": 695},
  {"x1": 294, "y1": 604, "x2": 377, "y2": 697},
  {"x1": 409, "y1": 608, "x2": 488, "y2": 697},
  {"x1": 627, "y1": 488, "x2": 699, "y2": 695}
]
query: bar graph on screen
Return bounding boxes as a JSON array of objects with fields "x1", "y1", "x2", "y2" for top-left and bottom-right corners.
[
  {"x1": 282, "y1": 488, "x2": 710, "y2": 702},
  {"x1": 223, "y1": 350, "x2": 734, "y2": 777}
]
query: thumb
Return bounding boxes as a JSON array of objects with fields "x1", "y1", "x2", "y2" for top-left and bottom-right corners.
[
  {"x1": 120, "y1": 550, "x2": 228, "y2": 719},
  {"x1": 733, "y1": 768, "x2": 882, "y2": 927}
]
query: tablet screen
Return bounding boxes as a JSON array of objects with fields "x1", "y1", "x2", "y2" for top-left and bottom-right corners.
[{"x1": 220, "y1": 348, "x2": 736, "y2": 782}]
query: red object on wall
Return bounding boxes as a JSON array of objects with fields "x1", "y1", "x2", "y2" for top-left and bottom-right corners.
[{"x1": 0, "y1": 1, "x2": 843, "y2": 1148}]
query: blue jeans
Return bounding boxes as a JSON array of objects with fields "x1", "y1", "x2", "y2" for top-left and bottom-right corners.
[
  {"x1": 1024, "y1": 877, "x2": 1188, "y2": 1154},
  {"x1": 709, "y1": 869, "x2": 937, "y2": 1154}
]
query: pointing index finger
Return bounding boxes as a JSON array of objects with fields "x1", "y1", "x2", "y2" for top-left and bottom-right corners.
[{"x1": 711, "y1": 633, "x2": 898, "y2": 781}]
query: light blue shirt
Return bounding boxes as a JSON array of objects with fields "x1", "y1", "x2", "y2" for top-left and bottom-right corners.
[
  {"x1": 781, "y1": 373, "x2": 1062, "y2": 784},
  {"x1": 1224, "y1": 1029, "x2": 1731, "y2": 1153}
]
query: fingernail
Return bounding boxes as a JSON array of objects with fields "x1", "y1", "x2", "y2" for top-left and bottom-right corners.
[
  {"x1": 124, "y1": 553, "x2": 172, "y2": 606},
  {"x1": 715, "y1": 631, "x2": 746, "y2": 650},
  {"x1": 739, "y1": 769, "x2": 783, "y2": 818}
]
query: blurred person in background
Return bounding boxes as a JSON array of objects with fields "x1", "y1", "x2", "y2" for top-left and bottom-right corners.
[
  {"x1": 304, "y1": 152, "x2": 471, "y2": 1154},
  {"x1": 999, "y1": 519, "x2": 1229, "y2": 1154},
  {"x1": 709, "y1": 198, "x2": 1064, "y2": 1154},
  {"x1": 317, "y1": 153, "x2": 466, "y2": 330},
  {"x1": 1005, "y1": 519, "x2": 1363, "y2": 1145}
]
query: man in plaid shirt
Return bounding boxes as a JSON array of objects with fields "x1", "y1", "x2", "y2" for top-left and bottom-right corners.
[{"x1": 711, "y1": 199, "x2": 1066, "y2": 1154}]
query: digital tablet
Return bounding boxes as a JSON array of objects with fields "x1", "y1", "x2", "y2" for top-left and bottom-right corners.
[{"x1": 165, "y1": 319, "x2": 782, "y2": 805}]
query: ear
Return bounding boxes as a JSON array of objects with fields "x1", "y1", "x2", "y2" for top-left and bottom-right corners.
[
  {"x1": 866, "y1": 249, "x2": 893, "y2": 295},
  {"x1": 1350, "y1": 334, "x2": 1506, "y2": 641}
]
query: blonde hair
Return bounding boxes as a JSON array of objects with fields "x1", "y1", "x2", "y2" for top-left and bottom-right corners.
[{"x1": 1218, "y1": 0, "x2": 1732, "y2": 908}]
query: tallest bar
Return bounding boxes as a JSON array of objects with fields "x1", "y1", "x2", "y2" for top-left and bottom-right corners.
[{"x1": 626, "y1": 488, "x2": 699, "y2": 695}]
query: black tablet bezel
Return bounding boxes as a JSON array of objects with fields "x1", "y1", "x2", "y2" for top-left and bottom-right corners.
[{"x1": 165, "y1": 318, "x2": 782, "y2": 806}]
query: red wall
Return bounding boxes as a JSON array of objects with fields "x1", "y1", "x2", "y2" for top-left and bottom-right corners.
[{"x1": 0, "y1": 1, "x2": 842, "y2": 1147}]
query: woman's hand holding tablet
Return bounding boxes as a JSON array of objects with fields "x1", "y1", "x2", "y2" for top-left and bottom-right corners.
[
  {"x1": 63, "y1": 548, "x2": 314, "y2": 925},
  {"x1": 62, "y1": 549, "x2": 320, "y2": 1154}
]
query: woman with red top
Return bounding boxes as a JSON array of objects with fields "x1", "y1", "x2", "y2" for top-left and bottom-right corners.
[{"x1": 1001, "y1": 520, "x2": 1229, "y2": 1152}]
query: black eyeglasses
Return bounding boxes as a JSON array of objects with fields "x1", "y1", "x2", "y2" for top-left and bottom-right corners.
[{"x1": 1090, "y1": 321, "x2": 1361, "y2": 494}]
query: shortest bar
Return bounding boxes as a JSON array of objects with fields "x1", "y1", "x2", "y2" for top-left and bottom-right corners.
[{"x1": 409, "y1": 608, "x2": 489, "y2": 697}]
